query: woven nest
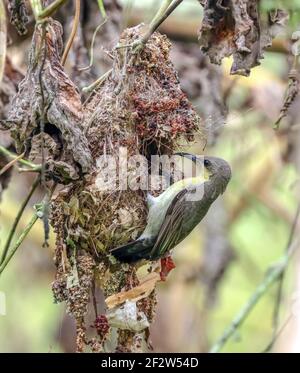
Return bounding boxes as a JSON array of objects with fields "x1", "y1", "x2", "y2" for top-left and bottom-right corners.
[{"x1": 50, "y1": 25, "x2": 202, "y2": 352}]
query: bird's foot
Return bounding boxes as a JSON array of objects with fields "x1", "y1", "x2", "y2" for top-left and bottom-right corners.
[
  {"x1": 125, "y1": 266, "x2": 139, "y2": 290},
  {"x1": 160, "y1": 256, "x2": 176, "y2": 281},
  {"x1": 115, "y1": 39, "x2": 145, "y2": 54}
]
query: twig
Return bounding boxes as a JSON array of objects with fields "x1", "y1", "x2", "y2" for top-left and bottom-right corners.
[
  {"x1": 0, "y1": 214, "x2": 38, "y2": 276},
  {"x1": 0, "y1": 0, "x2": 7, "y2": 85},
  {"x1": 0, "y1": 145, "x2": 41, "y2": 171},
  {"x1": 38, "y1": 0, "x2": 68, "y2": 19},
  {"x1": 61, "y1": 0, "x2": 81, "y2": 66},
  {"x1": 0, "y1": 182, "x2": 57, "y2": 276},
  {"x1": 132, "y1": 0, "x2": 184, "y2": 53},
  {"x1": 262, "y1": 314, "x2": 292, "y2": 353},
  {"x1": 30, "y1": 0, "x2": 43, "y2": 20},
  {"x1": 78, "y1": 18, "x2": 107, "y2": 72},
  {"x1": 0, "y1": 176, "x2": 40, "y2": 265},
  {"x1": 274, "y1": 32, "x2": 300, "y2": 129},
  {"x1": 0, "y1": 152, "x2": 25, "y2": 176},
  {"x1": 268, "y1": 202, "x2": 300, "y2": 352},
  {"x1": 149, "y1": 0, "x2": 172, "y2": 28},
  {"x1": 97, "y1": 0, "x2": 106, "y2": 19},
  {"x1": 209, "y1": 238, "x2": 300, "y2": 353},
  {"x1": 82, "y1": 68, "x2": 112, "y2": 94}
]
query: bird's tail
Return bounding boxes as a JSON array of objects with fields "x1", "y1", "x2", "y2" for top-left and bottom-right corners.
[{"x1": 110, "y1": 239, "x2": 151, "y2": 263}]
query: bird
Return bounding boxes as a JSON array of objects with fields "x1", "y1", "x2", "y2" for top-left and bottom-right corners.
[{"x1": 110, "y1": 153, "x2": 231, "y2": 277}]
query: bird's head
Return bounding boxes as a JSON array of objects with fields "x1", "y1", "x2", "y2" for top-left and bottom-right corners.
[{"x1": 175, "y1": 153, "x2": 232, "y2": 194}]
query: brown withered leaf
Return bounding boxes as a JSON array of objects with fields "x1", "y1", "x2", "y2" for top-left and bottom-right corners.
[
  {"x1": 5, "y1": 18, "x2": 92, "y2": 182},
  {"x1": 7, "y1": 0, "x2": 29, "y2": 35},
  {"x1": 0, "y1": 57, "x2": 23, "y2": 198},
  {"x1": 274, "y1": 31, "x2": 300, "y2": 128},
  {"x1": 198, "y1": 1, "x2": 288, "y2": 76},
  {"x1": 0, "y1": 57, "x2": 23, "y2": 121},
  {"x1": 0, "y1": 131, "x2": 12, "y2": 199},
  {"x1": 105, "y1": 272, "x2": 161, "y2": 309}
]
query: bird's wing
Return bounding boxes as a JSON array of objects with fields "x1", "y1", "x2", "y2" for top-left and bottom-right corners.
[{"x1": 149, "y1": 188, "x2": 188, "y2": 259}]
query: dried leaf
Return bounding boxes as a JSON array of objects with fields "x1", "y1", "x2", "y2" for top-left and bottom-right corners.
[
  {"x1": 7, "y1": 0, "x2": 28, "y2": 35},
  {"x1": 0, "y1": 57, "x2": 23, "y2": 121},
  {"x1": 5, "y1": 19, "x2": 92, "y2": 181},
  {"x1": 105, "y1": 271, "x2": 161, "y2": 309},
  {"x1": 198, "y1": 1, "x2": 288, "y2": 76},
  {"x1": 274, "y1": 31, "x2": 300, "y2": 128}
]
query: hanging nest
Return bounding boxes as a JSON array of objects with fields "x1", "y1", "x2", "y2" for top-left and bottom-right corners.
[{"x1": 50, "y1": 24, "x2": 202, "y2": 352}]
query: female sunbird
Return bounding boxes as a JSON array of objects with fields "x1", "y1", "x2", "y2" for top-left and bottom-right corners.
[{"x1": 111, "y1": 153, "x2": 231, "y2": 272}]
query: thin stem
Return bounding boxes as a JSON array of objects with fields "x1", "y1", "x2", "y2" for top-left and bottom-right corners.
[
  {"x1": 38, "y1": 0, "x2": 68, "y2": 19},
  {"x1": 82, "y1": 68, "x2": 112, "y2": 94},
  {"x1": 0, "y1": 152, "x2": 25, "y2": 176},
  {"x1": 97, "y1": 0, "x2": 106, "y2": 19},
  {"x1": 0, "y1": 214, "x2": 38, "y2": 276},
  {"x1": 149, "y1": 0, "x2": 172, "y2": 28},
  {"x1": 0, "y1": 145, "x2": 41, "y2": 171},
  {"x1": 78, "y1": 18, "x2": 107, "y2": 72},
  {"x1": 268, "y1": 202, "x2": 300, "y2": 351},
  {"x1": 0, "y1": 182, "x2": 57, "y2": 276},
  {"x1": 135, "y1": 0, "x2": 184, "y2": 52},
  {"x1": 209, "y1": 238, "x2": 299, "y2": 353},
  {"x1": 0, "y1": 176, "x2": 40, "y2": 265},
  {"x1": 0, "y1": 0, "x2": 7, "y2": 85},
  {"x1": 30, "y1": 0, "x2": 43, "y2": 20},
  {"x1": 61, "y1": 0, "x2": 81, "y2": 66}
]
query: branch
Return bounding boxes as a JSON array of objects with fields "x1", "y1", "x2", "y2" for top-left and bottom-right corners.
[
  {"x1": 209, "y1": 237, "x2": 300, "y2": 353},
  {"x1": 97, "y1": 0, "x2": 106, "y2": 19},
  {"x1": 0, "y1": 152, "x2": 25, "y2": 176},
  {"x1": 0, "y1": 182, "x2": 57, "y2": 276},
  {"x1": 61, "y1": 0, "x2": 81, "y2": 66},
  {"x1": 149, "y1": 0, "x2": 173, "y2": 29},
  {"x1": 0, "y1": 176, "x2": 40, "y2": 265},
  {"x1": 141, "y1": 0, "x2": 183, "y2": 44},
  {"x1": 0, "y1": 214, "x2": 38, "y2": 276},
  {"x1": 82, "y1": 68, "x2": 112, "y2": 94},
  {"x1": 0, "y1": 0, "x2": 7, "y2": 85},
  {"x1": 38, "y1": 0, "x2": 68, "y2": 19},
  {"x1": 267, "y1": 202, "x2": 300, "y2": 352},
  {"x1": 30, "y1": 0, "x2": 43, "y2": 20},
  {"x1": 0, "y1": 145, "x2": 41, "y2": 172},
  {"x1": 78, "y1": 18, "x2": 108, "y2": 72},
  {"x1": 129, "y1": 0, "x2": 184, "y2": 53}
]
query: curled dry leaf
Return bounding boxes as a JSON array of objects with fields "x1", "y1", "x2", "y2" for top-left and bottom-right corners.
[
  {"x1": 0, "y1": 57, "x2": 23, "y2": 198},
  {"x1": 275, "y1": 31, "x2": 300, "y2": 128},
  {"x1": 7, "y1": 0, "x2": 28, "y2": 35},
  {"x1": 0, "y1": 57, "x2": 23, "y2": 121},
  {"x1": 5, "y1": 18, "x2": 92, "y2": 183},
  {"x1": 105, "y1": 271, "x2": 161, "y2": 309},
  {"x1": 198, "y1": 1, "x2": 288, "y2": 76}
]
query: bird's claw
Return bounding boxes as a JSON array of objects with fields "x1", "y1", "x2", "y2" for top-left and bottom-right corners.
[
  {"x1": 160, "y1": 256, "x2": 176, "y2": 281},
  {"x1": 115, "y1": 40, "x2": 145, "y2": 54}
]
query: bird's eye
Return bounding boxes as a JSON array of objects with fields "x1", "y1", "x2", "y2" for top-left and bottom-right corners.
[{"x1": 204, "y1": 159, "x2": 211, "y2": 167}]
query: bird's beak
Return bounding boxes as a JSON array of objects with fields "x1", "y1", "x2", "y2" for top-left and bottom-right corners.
[
  {"x1": 174, "y1": 152, "x2": 210, "y2": 180},
  {"x1": 174, "y1": 152, "x2": 198, "y2": 163}
]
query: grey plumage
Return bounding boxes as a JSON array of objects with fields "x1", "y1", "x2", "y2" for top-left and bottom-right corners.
[{"x1": 110, "y1": 154, "x2": 231, "y2": 262}]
